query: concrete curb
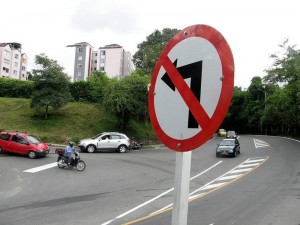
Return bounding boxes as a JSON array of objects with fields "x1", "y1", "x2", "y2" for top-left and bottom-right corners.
[{"x1": 47, "y1": 143, "x2": 165, "y2": 154}]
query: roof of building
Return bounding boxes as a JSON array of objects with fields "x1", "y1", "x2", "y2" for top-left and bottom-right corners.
[
  {"x1": 99, "y1": 44, "x2": 123, "y2": 49},
  {"x1": 66, "y1": 42, "x2": 94, "y2": 48},
  {"x1": 0, "y1": 42, "x2": 22, "y2": 49}
]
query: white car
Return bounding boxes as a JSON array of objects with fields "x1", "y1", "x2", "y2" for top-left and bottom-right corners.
[{"x1": 78, "y1": 132, "x2": 131, "y2": 153}]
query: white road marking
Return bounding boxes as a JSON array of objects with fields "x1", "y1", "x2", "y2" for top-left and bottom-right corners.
[
  {"x1": 237, "y1": 163, "x2": 260, "y2": 168},
  {"x1": 106, "y1": 157, "x2": 268, "y2": 225},
  {"x1": 101, "y1": 161, "x2": 222, "y2": 225},
  {"x1": 23, "y1": 162, "x2": 57, "y2": 173},
  {"x1": 245, "y1": 158, "x2": 265, "y2": 163},
  {"x1": 228, "y1": 168, "x2": 252, "y2": 174},
  {"x1": 254, "y1": 139, "x2": 270, "y2": 148},
  {"x1": 201, "y1": 182, "x2": 227, "y2": 191},
  {"x1": 218, "y1": 174, "x2": 241, "y2": 181}
]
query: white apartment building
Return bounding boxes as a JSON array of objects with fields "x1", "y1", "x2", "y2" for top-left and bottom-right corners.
[
  {"x1": 68, "y1": 42, "x2": 134, "y2": 81},
  {"x1": 0, "y1": 43, "x2": 28, "y2": 80}
]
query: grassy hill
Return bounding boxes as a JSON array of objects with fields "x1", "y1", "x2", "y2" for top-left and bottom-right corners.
[{"x1": 0, "y1": 97, "x2": 157, "y2": 144}]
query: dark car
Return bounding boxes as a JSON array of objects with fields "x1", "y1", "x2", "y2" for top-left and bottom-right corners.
[
  {"x1": 216, "y1": 138, "x2": 240, "y2": 157},
  {"x1": 0, "y1": 131, "x2": 49, "y2": 159},
  {"x1": 226, "y1": 130, "x2": 237, "y2": 138}
]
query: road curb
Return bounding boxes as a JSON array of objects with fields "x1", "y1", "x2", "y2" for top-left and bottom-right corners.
[{"x1": 48, "y1": 143, "x2": 165, "y2": 154}]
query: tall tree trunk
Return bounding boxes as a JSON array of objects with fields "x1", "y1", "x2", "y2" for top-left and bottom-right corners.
[{"x1": 45, "y1": 104, "x2": 49, "y2": 119}]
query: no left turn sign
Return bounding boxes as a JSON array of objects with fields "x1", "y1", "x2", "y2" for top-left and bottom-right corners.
[{"x1": 148, "y1": 24, "x2": 234, "y2": 152}]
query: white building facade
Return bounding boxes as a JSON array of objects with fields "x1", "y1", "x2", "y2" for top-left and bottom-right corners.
[
  {"x1": 0, "y1": 43, "x2": 28, "y2": 80},
  {"x1": 68, "y1": 42, "x2": 134, "y2": 81}
]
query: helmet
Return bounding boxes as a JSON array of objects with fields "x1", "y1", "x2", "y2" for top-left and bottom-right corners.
[{"x1": 69, "y1": 141, "x2": 74, "y2": 147}]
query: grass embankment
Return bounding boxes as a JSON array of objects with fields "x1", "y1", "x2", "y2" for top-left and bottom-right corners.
[{"x1": 0, "y1": 97, "x2": 156, "y2": 144}]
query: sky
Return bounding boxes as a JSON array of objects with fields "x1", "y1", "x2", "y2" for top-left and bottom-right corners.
[{"x1": 1, "y1": 0, "x2": 299, "y2": 89}]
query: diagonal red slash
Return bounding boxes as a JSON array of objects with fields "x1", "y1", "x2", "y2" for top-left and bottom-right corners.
[{"x1": 160, "y1": 56, "x2": 210, "y2": 129}]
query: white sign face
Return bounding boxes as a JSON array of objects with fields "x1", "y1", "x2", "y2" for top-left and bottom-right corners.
[{"x1": 154, "y1": 37, "x2": 222, "y2": 140}]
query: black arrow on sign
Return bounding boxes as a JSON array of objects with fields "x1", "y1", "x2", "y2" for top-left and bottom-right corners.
[{"x1": 161, "y1": 59, "x2": 203, "y2": 128}]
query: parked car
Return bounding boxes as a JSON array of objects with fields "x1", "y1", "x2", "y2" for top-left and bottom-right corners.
[
  {"x1": 226, "y1": 130, "x2": 237, "y2": 138},
  {"x1": 216, "y1": 138, "x2": 240, "y2": 157},
  {"x1": 78, "y1": 132, "x2": 131, "y2": 153},
  {"x1": 218, "y1": 129, "x2": 227, "y2": 137},
  {"x1": 0, "y1": 131, "x2": 49, "y2": 159}
]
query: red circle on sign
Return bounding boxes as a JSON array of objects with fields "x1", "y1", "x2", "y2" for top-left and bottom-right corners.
[{"x1": 148, "y1": 24, "x2": 234, "y2": 152}]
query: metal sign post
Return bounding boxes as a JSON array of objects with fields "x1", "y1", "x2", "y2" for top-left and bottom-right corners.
[{"x1": 172, "y1": 151, "x2": 192, "y2": 225}]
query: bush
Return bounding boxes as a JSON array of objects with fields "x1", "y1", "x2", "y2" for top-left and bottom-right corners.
[
  {"x1": 0, "y1": 78, "x2": 33, "y2": 98},
  {"x1": 69, "y1": 81, "x2": 93, "y2": 102}
]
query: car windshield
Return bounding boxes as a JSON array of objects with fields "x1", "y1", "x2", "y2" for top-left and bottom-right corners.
[
  {"x1": 91, "y1": 133, "x2": 104, "y2": 139},
  {"x1": 220, "y1": 139, "x2": 235, "y2": 146},
  {"x1": 228, "y1": 131, "x2": 235, "y2": 135},
  {"x1": 27, "y1": 135, "x2": 41, "y2": 144}
]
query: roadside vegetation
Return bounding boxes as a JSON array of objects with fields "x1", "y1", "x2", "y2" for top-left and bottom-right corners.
[{"x1": 0, "y1": 97, "x2": 156, "y2": 144}]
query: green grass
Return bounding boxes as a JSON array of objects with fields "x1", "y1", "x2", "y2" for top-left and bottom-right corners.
[{"x1": 0, "y1": 97, "x2": 157, "y2": 144}]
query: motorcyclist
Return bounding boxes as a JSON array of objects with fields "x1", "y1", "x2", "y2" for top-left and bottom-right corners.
[{"x1": 64, "y1": 141, "x2": 75, "y2": 166}]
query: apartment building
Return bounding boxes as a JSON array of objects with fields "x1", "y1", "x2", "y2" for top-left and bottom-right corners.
[
  {"x1": 66, "y1": 42, "x2": 93, "y2": 81},
  {"x1": 67, "y1": 42, "x2": 134, "y2": 81},
  {"x1": 0, "y1": 42, "x2": 28, "y2": 80}
]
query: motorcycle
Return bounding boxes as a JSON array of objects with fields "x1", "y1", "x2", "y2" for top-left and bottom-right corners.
[
  {"x1": 129, "y1": 139, "x2": 143, "y2": 150},
  {"x1": 55, "y1": 148, "x2": 86, "y2": 171}
]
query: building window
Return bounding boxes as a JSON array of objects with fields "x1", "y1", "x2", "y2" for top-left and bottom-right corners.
[
  {"x1": 14, "y1": 62, "x2": 18, "y2": 67},
  {"x1": 101, "y1": 51, "x2": 106, "y2": 55},
  {"x1": 22, "y1": 66, "x2": 26, "y2": 71},
  {"x1": 100, "y1": 59, "x2": 105, "y2": 63},
  {"x1": 4, "y1": 59, "x2": 10, "y2": 65},
  {"x1": 2, "y1": 67, "x2": 9, "y2": 73},
  {"x1": 78, "y1": 48, "x2": 83, "y2": 53},
  {"x1": 94, "y1": 60, "x2": 97, "y2": 63},
  {"x1": 13, "y1": 70, "x2": 18, "y2": 75},
  {"x1": 100, "y1": 67, "x2": 105, "y2": 71},
  {"x1": 77, "y1": 64, "x2": 82, "y2": 68},
  {"x1": 5, "y1": 50, "x2": 10, "y2": 56},
  {"x1": 78, "y1": 56, "x2": 83, "y2": 60},
  {"x1": 78, "y1": 71, "x2": 82, "y2": 76},
  {"x1": 15, "y1": 54, "x2": 19, "y2": 59}
]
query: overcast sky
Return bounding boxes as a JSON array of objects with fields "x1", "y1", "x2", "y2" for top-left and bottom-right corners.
[{"x1": 2, "y1": 0, "x2": 299, "y2": 88}]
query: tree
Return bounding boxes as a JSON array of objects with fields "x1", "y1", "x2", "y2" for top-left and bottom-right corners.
[
  {"x1": 88, "y1": 71, "x2": 110, "y2": 103},
  {"x1": 102, "y1": 73, "x2": 150, "y2": 129},
  {"x1": 222, "y1": 86, "x2": 248, "y2": 133},
  {"x1": 264, "y1": 39, "x2": 300, "y2": 85},
  {"x1": 263, "y1": 39, "x2": 300, "y2": 136},
  {"x1": 30, "y1": 54, "x2": 71, "y2": 119},
  {"x1": 133, "y1": 28, "x2": 180, "y2": 74}
]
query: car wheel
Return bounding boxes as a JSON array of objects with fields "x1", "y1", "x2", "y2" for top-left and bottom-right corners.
[
  {"x1": 86, "y1": 145, "x2": 96, "y2": 153},
  {"x1": 118, "y1": 145, "x2": 127, "y2": 153},
  {"x1": 28, "y1": 151, "x2": 37, "y2": 159},
  {"x1": 0, "y1": 146, "x2": 3, "y2": 154},
  {"x1": 233, "y1": 151, "x2": 237, "y2": 157},
  {"x1": 216, "y1": 152, "x2": 219, "y2": 157}
]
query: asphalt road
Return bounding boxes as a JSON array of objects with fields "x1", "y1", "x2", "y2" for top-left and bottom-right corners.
[{"x1": 0, "y1": 135, "x2": 299, "y2": 225}]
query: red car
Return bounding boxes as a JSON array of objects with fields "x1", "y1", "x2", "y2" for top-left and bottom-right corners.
[{"x1": 0, "y1": 131, "x2": 49, "y2": 159}]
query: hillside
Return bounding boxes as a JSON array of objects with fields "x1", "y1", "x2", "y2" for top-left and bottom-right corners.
[{"x1": 0, "y1": 97, "x2": 156, "y2": 144}]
